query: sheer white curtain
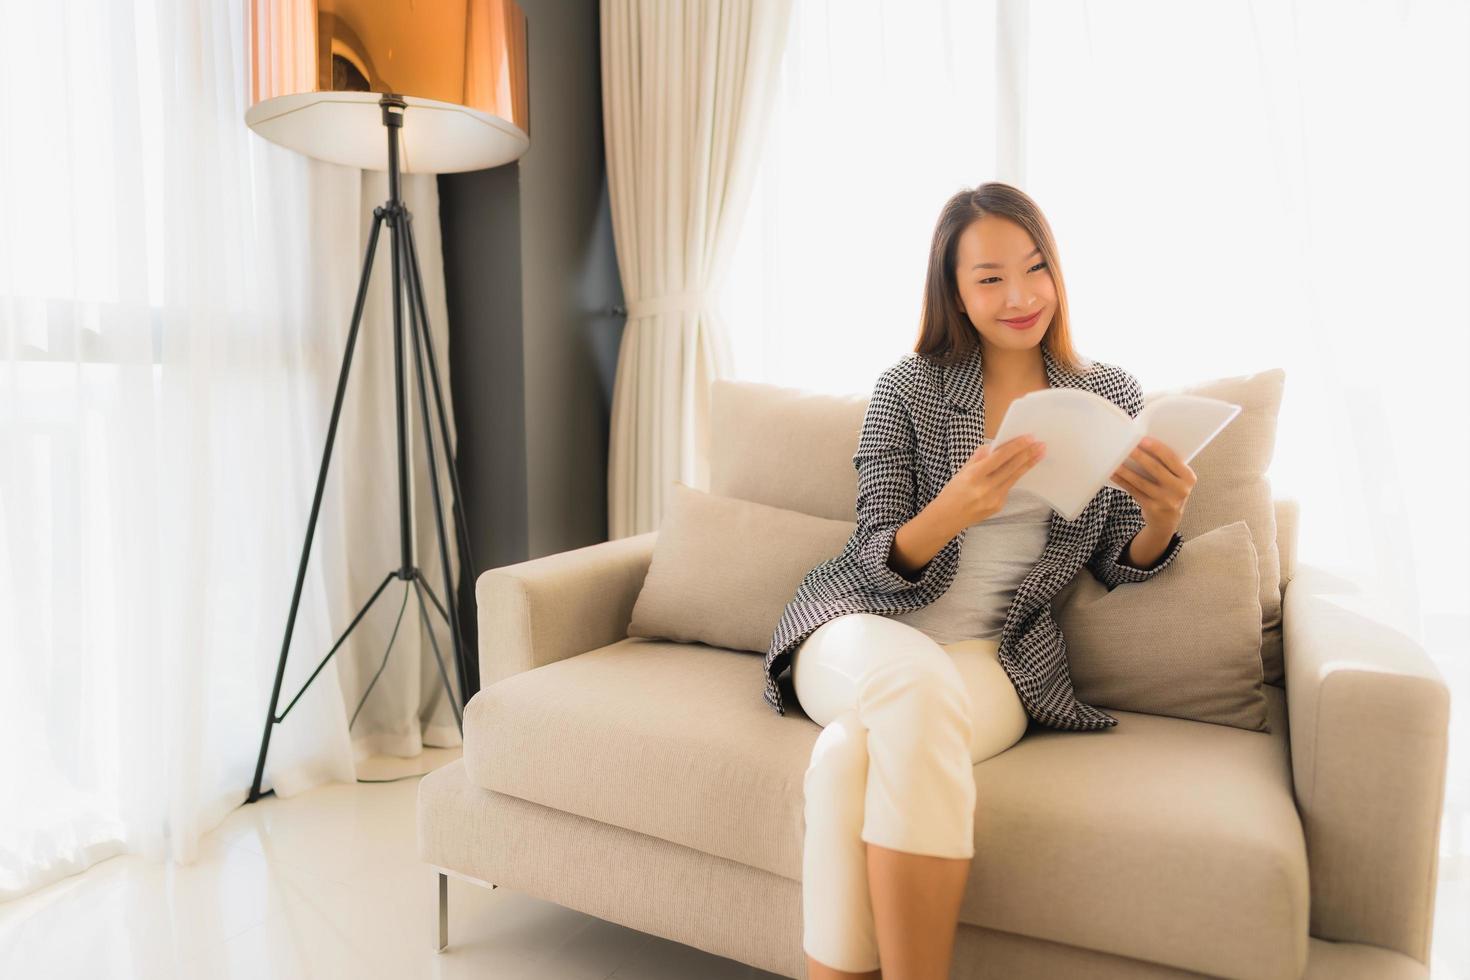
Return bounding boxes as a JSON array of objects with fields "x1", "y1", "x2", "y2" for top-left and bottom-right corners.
[
  {"x1": 0, "y1": 0, "x2": 460, "y2": 902},
  {"x1": 720, "y1": 0, "x2": 1468, "y2": 864}
]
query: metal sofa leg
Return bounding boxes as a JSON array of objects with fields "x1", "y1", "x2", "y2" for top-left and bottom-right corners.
[{"x1": 437, "y1": 872, "x2": 448, "y2": 952}]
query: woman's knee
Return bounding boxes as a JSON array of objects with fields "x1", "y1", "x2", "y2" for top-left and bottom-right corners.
[{"x1": 804, "y1": 710, "x2": 868, "y2": 802}]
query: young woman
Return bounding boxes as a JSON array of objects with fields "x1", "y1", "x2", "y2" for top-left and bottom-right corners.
[{"x1": 766, "y1": 183, "x2": 1196, "y2": 980}]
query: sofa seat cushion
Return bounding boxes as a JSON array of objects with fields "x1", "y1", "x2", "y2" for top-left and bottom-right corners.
[
  {"x1": 463, "y1": 638, "x2": 818, "y2": 884},
  {"x1": 461, "y1": 638, "x2": 1307, "y2": 980}
]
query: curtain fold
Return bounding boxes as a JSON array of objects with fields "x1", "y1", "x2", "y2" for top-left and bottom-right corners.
[
  {"x1": 0, "y1": 0, "x2": 460, "y2": 902},
  {"x1": 601, "y1": 0, "x2": 795, "y2": 537}
]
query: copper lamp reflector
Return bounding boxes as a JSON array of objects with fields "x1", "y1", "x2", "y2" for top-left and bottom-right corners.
[{"x1": 246, "y1": 0, "x2": 530, "y2": 173}]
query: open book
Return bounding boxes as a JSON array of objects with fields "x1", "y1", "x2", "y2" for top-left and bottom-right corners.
[{"x1": 989, "y1": 389, "x2": 1242, "y2": 521}]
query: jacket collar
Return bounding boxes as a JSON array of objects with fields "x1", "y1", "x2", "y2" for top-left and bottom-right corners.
[{"x1": 941, "y1": 341, "x2": 1092, "y2": 483}]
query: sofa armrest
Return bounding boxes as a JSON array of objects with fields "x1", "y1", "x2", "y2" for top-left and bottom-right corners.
[
  {"x1": 1283, "y1": 561, "x2": 1451, "y2": 965},
  {"x1": 475, "y1": 531, "x2": 658, "y2": 687}
]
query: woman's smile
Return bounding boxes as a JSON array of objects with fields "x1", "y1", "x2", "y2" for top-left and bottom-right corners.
[{"x1": 998, "y1": 309, "x2": 1042, "y2": 330}]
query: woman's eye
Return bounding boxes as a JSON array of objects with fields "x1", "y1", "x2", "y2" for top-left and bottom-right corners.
[{"x1": 979, "y1": 262, "x2": 1047, "y2": 285}]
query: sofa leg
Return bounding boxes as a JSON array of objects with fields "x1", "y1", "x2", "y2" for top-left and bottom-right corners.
[{"x1": 437, "y1": 872, "x2": 448, "y2": 952}]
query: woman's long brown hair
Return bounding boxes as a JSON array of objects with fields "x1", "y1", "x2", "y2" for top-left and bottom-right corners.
[{"x1": 913, "y1": 182, "x2": 1094, "y2": 376}]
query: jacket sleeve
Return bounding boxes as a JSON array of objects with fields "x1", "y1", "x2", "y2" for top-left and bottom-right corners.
[
  {"x1": 849, "y1": 363, "x2": 952, "y2": 595},
  {"x1": 1086, "y1": 371, "x2": 1184, "y2": 590}
]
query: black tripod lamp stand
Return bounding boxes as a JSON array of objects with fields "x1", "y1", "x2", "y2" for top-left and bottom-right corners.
[{"x1": 242, "y1": 0, "x2": 531, "y2": 804}]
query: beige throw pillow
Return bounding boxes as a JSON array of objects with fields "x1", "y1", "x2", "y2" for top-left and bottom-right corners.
[
  {"x1": 1052, "y1": 520, "x2": 1269, "y2": 732},
  {"x1": 627, "y1": 482, "x2": 855, "y2": 654},
  {"x1": 1148, "y1": 368, "x2": 1285, "y2": 685}
]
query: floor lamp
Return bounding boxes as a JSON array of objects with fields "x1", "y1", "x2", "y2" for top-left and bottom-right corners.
[{"x1": 242, "y1": 0, "x2": 531, "y2": 804}]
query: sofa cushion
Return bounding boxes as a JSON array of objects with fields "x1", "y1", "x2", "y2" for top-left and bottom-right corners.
[
  {"x1": 1159, "y1": 368, "x2": 1286, "y2": 685},
  {"x1": 462, "y1": 638, "x2": 1308, "y2": 979},
  {"x1": 627, "y1": 481, "x2": 855, "y2": 654},
  {"x1": 1052, "y1": 520, "x2": 1269, "y2": 732},
  {"x1": 709, "y1": 380, "x2": 867, "y2": 523}
]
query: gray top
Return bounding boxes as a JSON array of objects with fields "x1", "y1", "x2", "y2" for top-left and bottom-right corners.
[{"x1": 888, "y1": 474, "x2": 1053, "y2": 645}]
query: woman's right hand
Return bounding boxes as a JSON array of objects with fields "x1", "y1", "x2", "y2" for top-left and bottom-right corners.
[{"x1": 937, "y1": 434, "x2": 1047, "y2": 529}]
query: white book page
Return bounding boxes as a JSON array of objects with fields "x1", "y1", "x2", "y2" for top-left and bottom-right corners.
[
  {"x1": 1107, "y1": 394, "x2": 1243, "y2": 492},
  {"x1": 990, "y1": 389, "x2": 1136, "y2": 520},
  {"x1": 990, "y1": 389, "x2": 1242, "y2": 520}
]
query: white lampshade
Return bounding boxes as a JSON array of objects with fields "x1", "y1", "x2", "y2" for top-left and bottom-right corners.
[{"x1": 245, "y1": 0, "x2": 531, "y2": 174}]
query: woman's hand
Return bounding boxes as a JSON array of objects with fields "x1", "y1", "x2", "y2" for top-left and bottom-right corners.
[
  {"x1": 937, "y1": 434, "x2": 1048, "y2": 530},
  {"x1": 1110, "y1": 436, "x2": 1196, "y2": 532}
]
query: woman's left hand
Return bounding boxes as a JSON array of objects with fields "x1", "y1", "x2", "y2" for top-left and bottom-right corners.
[{"x1": 1111, "y1": 436, "x2": 1196, "y2": 532}]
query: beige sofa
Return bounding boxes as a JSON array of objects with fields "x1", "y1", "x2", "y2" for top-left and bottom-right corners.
[{"x1": 417, "y1": 379, "x2": 1451, "y2": 980}]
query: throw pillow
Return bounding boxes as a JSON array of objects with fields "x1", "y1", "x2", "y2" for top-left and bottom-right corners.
[
  {"x1": 627, "y1": 481, "x2": 855, "y2": 654},
  {"x1": 1148, "y1": 368, "x2": 1286, "y2": 685},
  {"x1": 1051, "y1": 520, "x2": 1269, "y2": 732}
]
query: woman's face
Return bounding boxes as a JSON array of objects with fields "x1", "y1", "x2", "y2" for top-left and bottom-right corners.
[{"x1": 952, "y1": 216, "x2": 1057, "y2": 353}]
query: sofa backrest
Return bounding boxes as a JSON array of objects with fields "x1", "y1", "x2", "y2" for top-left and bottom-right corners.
[{"x1": 708, "y1": 378, "x2": 1298, "y2": 594}]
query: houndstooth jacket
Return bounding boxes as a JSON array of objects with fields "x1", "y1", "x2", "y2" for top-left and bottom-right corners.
[{"x1": 762, "y1": 341, "x2": 1185, "y2": 731}]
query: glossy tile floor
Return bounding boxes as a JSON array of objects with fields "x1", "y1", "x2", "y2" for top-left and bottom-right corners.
[
  {"x1": 2, "y1": 746, "x2": 1466, "y2": 979},
  {"x1": 0, "y1": 748, "x2": 780, "y2": 980}
]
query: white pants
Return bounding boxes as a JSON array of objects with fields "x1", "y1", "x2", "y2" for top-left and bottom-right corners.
[{"x1": 792, "y1": 612, "x2": 1030, "y2": 974}]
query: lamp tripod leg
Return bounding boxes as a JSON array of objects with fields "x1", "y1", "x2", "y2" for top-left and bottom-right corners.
[
  {"x1": 247, "y1": 208, "x2": 389, "y2": 805},
  {"x1": 403, "y1": 212, "x2": 479, "y2": 587},
  {"x1": 398, "y1": 216, "x2": 471, "y2": 714}
]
